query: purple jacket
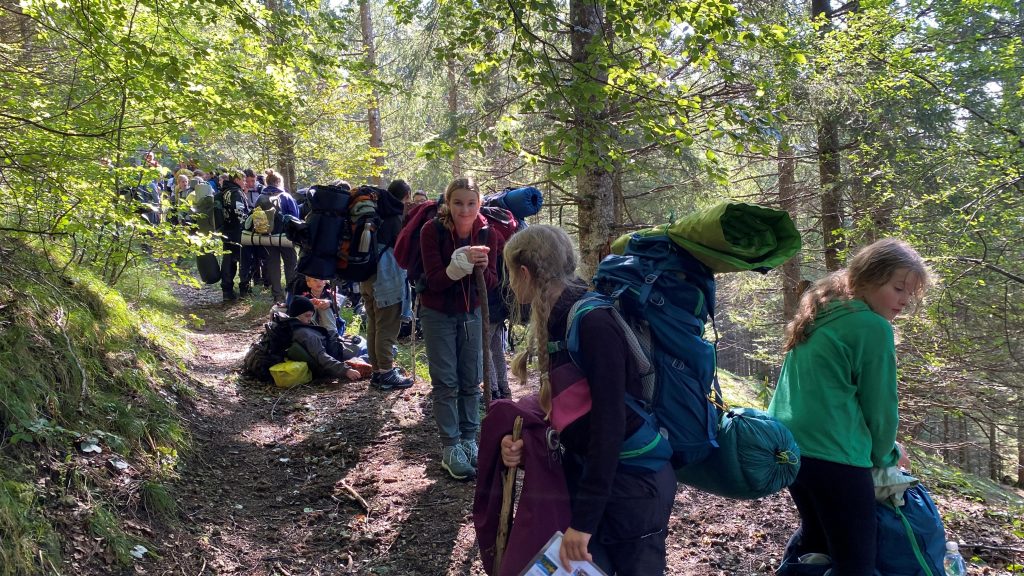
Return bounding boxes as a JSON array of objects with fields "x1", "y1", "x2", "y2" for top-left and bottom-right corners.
[{"x1": 474, "y1": 395, "x2": 571, "y2": 576}]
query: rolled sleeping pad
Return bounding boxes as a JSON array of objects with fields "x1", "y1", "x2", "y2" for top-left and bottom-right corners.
[
  {"x1": 196, "y1": 253, "x2": 221, "y2": 284},
  {"x1": 240, "y1": 230, "x2": 294, "y2": 248},
  {"x1": 485, "y1": 186, "x2": 543, "y2": 220}
]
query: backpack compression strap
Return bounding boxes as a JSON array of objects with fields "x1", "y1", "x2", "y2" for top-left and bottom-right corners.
[{"x1": 886, "y1": 495, "x2": 936, "y2": 576}]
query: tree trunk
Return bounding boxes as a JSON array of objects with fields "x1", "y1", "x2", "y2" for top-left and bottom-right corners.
[
  {"x1": 779, "y1": 137, "x2": 801, "y2": 321},
  {"x1": 266, "y1": 0, "x2": 297, "y2": 192},
  {"x1": 448, "y1": 60, "x2": 461, "y2": 179},
  {"x1": 812, "y1": 0, "x2": 845, "y2": 272},
  {"x1": 359, "y1": 0, "x2": 384, "y2": 186},
  {"x1": 276, "y1": 130, "x2": 297, "y2": 193},
  {"x1": 570, "y1": 0, "x2": 613, "y2": 280}
]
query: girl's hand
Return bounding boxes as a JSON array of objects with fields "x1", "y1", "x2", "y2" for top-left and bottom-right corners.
[
  {"x1": 500, "y1": 435, "x2": 523, "y2": 468},
  {"x1": 896, "y1": 441, "x2": 911, "y2": 471},
  {"x1": 311, "y1": 298, "x2": 330, "y2": 310},
  {"x1": 470, "y1": 245, "x2": 490, "y2": 268},
  {"x1": 345, "y1": 368, "x2": 361, "y2": 381},
  {"x1": 559, "y1": 528, "x2": 593, "y2": 572}
]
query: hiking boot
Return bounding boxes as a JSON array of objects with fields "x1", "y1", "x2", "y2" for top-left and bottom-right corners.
[
  {"x1": 377, "y1": 368, "x2": 413, "y2": 391},
  {"x1": 460, "y1": 438, "x2": 479, "y2": 468},
  {"x1": 441, "y1": 444, "x2": 476, "y2": 480},
  {"x1": 222, "y1": 291, "x2": 238, "y2": 302},
  {"x1": 370, "y1": 371, "x2": 381, "y2": 387}
]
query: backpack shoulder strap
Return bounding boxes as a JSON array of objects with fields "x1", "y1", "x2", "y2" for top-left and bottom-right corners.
[{"x1": 550, "y1": 293, "x2": 651, "y2": 381}]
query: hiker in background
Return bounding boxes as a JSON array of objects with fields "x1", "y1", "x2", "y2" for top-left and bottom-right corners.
[
  {"x1": 288, "y1": 274, "x2": 344, "y2": 338},
  {"x1": 767, "y1": 238, "x2": 932, "y2": 576},
  {"x1": 168, "y1": 173, "x2": 191, "y2": 225},
  {"x1": 499, "y1": 224, "x2": 675, "y2": 576},
  {"x1": 287, "y1": 296, "x2": 361, "y2": 381},
  {"x1": 484, "y1": 273, "x2": 512, "y2": 400},
  {"x1": 218, "y1": 169, "x2": 252, "y2": 302},
  {"x1": 256, "y1": 170, "x2": 299, "y2": 305},
  {"x1": 419, "y1": 177, "x2": 500, "y2": 480},
  {"x1": 411, "y1": 189, "x2": 429, "y2": 205},
  {"x1": 244, "y1": 168, "x2": 268, "y2": 289},
  {"x1": 362, "y1": 179, "x2": 414, "y2": 391}
]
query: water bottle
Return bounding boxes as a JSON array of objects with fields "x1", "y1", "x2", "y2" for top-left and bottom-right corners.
[{"x1": 943, "y1": 541, "x2": 967, "y2": 576}]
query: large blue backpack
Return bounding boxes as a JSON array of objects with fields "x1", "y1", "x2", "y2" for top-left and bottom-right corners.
[{"x1": 565, "y1": 234, "x2": 721, "y2": 468}]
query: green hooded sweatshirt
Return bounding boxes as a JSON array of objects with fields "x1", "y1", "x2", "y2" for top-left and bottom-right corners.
[{"x1": 768, "y1": 299, "x2": 900, "y2": 469}]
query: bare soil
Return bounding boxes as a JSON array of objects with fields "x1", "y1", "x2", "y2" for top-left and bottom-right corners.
[{"x1": 133, "y1": 283, "x2": 1022, "y2": 576}]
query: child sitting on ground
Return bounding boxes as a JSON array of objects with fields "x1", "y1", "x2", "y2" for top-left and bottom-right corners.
[{"x1": 287, "y1": 296, "x2": 364, "y2": 381}]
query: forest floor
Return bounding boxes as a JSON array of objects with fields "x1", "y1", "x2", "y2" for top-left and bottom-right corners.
[{"x1": 137, "y1": 283, "x2": 1024, "y2": 576}]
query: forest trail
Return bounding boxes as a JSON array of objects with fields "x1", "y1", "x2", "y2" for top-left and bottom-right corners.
[{"x1": 144, "y1": 283, "x2": 1020, "y2": 576}]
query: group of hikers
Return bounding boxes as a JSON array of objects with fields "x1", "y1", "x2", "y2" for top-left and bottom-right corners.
[{"x1": 171, "y1": 165, "x2": 931, "y2": 576}]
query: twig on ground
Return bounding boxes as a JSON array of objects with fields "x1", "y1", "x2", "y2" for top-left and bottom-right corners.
[{"x1": 337, "y1": 479, "x2": 371, "y2": 513}]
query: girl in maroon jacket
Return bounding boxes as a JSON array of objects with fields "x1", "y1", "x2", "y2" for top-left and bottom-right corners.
[{"x1": 419, "y1": 177, "x2": 500, "y2": 480}]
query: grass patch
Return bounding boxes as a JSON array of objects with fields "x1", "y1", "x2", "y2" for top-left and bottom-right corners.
[
  {"x1": 0, "y1": 241, "x2": 195, "y2": 570},
  {"x1": 140, "y1": 481, "x2": 176, "y2": 521},
  {"x1": 0, "y1": 479, "x2": 60, "y2": 576}
]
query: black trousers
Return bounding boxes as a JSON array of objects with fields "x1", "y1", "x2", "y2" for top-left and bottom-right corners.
[
  {"x1": 565, "y1": 462, "x2": 675, "y2": 576},
  {"x1": 783, "y1": 457, "x2": 876, "y2": 576},
  {"x1": 220, "y1": 232, "x2": 254, "y2": 295}
]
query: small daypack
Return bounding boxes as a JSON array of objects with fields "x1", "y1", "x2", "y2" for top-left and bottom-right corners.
[
  {"x1": 241, "y1": 313, "x2": 295, "y2": 382},
  {"x1": 251, "y1": 205, "x2": 274, "y2": 235}
]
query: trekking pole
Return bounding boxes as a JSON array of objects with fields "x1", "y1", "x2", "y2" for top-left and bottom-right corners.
[
  {"x1": 475, "y1": 267, "x2": 493, "y2": 407},
  {"x1": 494, "y1": 415, "x2": 523, "y2": 575}
]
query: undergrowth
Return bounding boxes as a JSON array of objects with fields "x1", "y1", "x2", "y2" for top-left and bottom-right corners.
[{"x1": 0, "y1": 242, "x2": 193, "y2": 575}]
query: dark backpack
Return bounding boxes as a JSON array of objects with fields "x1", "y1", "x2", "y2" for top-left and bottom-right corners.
[
  {"x1": 241, "y1": 313, "x2": 295, "y2": 382},
  {"x1": 776, "y1": 484, "x2": 947, "y2": 576},
  {"x1": 336, "y1": 185, "x2": 382, "y2": 282},
  {"x1": 294, "y1": 183, "x2": 383, "y2": 282}
]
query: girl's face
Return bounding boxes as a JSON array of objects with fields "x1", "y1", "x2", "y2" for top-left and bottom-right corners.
[
  {"x1": 306, "y1": 277, "x2": 327, "y2": 294},
  {"x1": 509, "y1": 264, "x2": 535, "y2": 303},
  {"x1": 448, "y1": 188, "x2": 481, "y2": 231},
  {"x1": 862, "y1": 268, "x2": 920, "y2": 322}
]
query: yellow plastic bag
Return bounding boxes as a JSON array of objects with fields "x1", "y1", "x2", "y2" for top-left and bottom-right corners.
[{"x1": 269, "y1": 360, "x2": 312, "y2": 388}]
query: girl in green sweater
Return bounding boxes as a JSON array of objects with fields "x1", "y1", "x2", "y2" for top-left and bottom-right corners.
[{"x1": 768, "y1": 238, "x2": 932, "y2": 576}]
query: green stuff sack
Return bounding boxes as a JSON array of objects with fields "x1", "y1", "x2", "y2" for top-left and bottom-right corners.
[
  {"x1": 675, "y1": 407, "x2": 800, "y2": 500},
  {"x1": 269, "y1": 360, "x2": 312, "y2": 389},
  {"x1": 611, "y1": 202, "x2": 801, "y2": 273}
]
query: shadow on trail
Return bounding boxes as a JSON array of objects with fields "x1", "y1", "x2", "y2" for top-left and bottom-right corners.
[{"x1": 154, "y1": 284, "x2": 483, "y2": 576}]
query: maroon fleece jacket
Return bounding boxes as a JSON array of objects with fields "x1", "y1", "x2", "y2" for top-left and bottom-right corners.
[{"x1": 418, "y1": 214, "x2": 499, "y2": 314}]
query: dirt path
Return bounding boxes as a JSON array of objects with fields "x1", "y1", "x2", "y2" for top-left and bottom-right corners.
[{"x1": 145, "y1": 284, "x2": 1021, "y2": 576}]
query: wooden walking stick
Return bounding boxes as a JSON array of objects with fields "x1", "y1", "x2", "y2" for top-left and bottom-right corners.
[
  {"x1": 475, "y1": 267, "x2": 493, "y2": 407},
  {"x1": 494, "y1": 415, "x2": 523, "y2": 575}
]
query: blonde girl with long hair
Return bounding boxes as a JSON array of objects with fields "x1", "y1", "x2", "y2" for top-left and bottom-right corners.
[
  {"x1": 418, "y1": 177, "x2": 501, "y2": 480},
  {"x1": 500, "y1": 225, "x2": 675, "y2": 575},
  {"x1": 768, "y1": 238, "x2": 933, "y2": 576}
]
